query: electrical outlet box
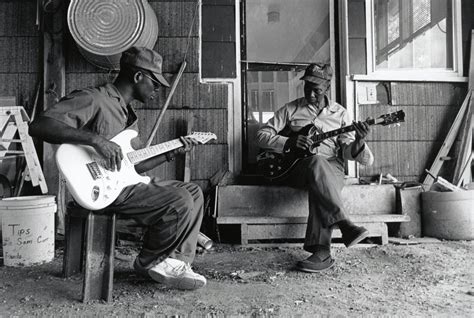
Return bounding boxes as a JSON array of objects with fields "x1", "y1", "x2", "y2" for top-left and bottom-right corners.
[
  {"x1": 366, "y1": 86, "x2": 377, "y2": 102},
  {"x1": 357, "y1": 83, "x2": 378, "y2": 104}
]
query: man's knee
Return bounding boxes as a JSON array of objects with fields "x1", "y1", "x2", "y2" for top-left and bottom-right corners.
[
  {"x1": 183, "y1": 182, "x2": 204, "y2": 211},
  {"x1": 173, "y1": 188, "x2": 195, "y2": 215},
  {"x1": 308, "y1": 155, "x2": 329, "y2": 168},
  {"x1": 307, "y1": 156, "x2": 331, "y2": 177},
  {"x1": 188, "y1": 182, "x2": 204, "y2": 201}
]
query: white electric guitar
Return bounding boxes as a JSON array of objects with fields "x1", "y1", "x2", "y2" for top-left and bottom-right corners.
[{"x1": 56, "y1": 129, "x2": 217, "y2": 210}]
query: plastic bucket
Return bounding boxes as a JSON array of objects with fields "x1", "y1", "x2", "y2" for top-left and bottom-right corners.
[
  {"x1": 0, "y1": 196, "x2": 57, "y2": 267},
  {"x1": 421, "y1": 190, "x2": 474, "y2": 240},
  {"x1": 67, "y1": 0, "x2": 159, "y2": 69}
]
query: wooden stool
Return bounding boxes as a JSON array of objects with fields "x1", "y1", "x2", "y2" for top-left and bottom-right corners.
[{"x1": 62, "y1": 204, "x2": 116, "y2": 302}]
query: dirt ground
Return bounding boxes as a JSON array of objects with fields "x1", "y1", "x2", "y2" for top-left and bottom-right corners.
[{"x1": 0, "y1": 240, "x2": 473, "y2": 317}]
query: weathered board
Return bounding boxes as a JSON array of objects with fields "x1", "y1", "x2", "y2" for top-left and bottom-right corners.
[{"x1": 236, "y1": 222, "x2": 390, "y2": 245}]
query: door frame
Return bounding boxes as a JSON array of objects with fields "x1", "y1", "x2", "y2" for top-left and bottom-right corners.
[{"x1": 234, "y1": 0, "x2": 337, "y2": 175}]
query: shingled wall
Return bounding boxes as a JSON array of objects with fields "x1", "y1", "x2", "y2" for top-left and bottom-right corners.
[{"x1": 0, "y1": 0, "x2": 40, "y2": 184}]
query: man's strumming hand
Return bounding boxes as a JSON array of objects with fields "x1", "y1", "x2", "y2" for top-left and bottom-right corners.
[
  {"x1": 284, "y1": 135, "x2": 312, "y2": 152},
  {"x1": 93, "y1": 136, "x2": 123, "y2": 171}
]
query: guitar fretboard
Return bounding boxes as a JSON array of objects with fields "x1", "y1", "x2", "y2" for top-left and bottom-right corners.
[
  {"x1": 127, "y1": 138, "x2": 183, "y2": 164},
  {"x1": 312, "y1": 118, "x2": 380, "y2": 143}
]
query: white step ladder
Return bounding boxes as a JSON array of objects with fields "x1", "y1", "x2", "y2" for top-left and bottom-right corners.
[{"x1": 0, "y1": 106, "x2": 48, "y2": 194}]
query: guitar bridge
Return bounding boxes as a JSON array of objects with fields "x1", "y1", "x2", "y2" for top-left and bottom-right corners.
[{"x1": 86, "y1": 162, "x2": 103, "y2": 180}]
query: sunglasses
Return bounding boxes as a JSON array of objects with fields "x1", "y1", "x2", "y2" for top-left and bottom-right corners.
[{"x1": 141, "y1": 72, "x2": 161, "y2": 90}]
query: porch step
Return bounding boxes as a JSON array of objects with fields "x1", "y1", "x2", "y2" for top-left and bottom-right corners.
[
  {"x1": 216, "y1": 184, "x2": 397, "y2": 218},
  {"x1": 216, "y1": 185, "x2": 409, "y2": 245},
  {"x1": 217, "y1": 214, "x2": 410, "y2": 224},
  {"x1": 217, "y1": 214, "x2": 409, "y2": 245}
]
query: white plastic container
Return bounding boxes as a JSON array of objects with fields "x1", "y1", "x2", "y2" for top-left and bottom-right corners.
[{"x1": 0, "y1": 195, "x2": 56, "y2": 266}]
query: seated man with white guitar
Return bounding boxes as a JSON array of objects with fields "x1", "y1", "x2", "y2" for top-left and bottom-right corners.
[
  {"x1": 29, "y1": 47, "x2": 209, "y2": 290},
  {"x1": 256, "y1": 63, "x2": 374, "y2": 272}
]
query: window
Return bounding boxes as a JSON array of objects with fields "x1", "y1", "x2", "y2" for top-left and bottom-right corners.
[
  {"x1": 367, "y1": 0, "x2": 462, "y2": 78},
  {"x1": 242, "y1": 0, "x2": 333, "y2": 171}
]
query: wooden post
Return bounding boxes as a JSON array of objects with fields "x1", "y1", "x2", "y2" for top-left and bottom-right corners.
[
  {"x1": 452, "y1": 30, "x2": 474, "y2": 186},
  {"x1": 452, "y1": 98, "x2": 472, "y2": 186},
  {"x1": 82, "y1": 213, "x2": 116, "y2": 303},
  {"x1": 42, "y1": 0, "x2": 66, "y2": 232},
  {"x1": 422, "y1": 91, "x2": 472, "y2": 187},
  {"x1": 146, "y1": 60, "x2": 187, "y2": 147}
]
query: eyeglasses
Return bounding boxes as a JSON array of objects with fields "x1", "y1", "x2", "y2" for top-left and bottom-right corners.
[{"x1": 142, "y1": 72, "x2": 161, "y2": 90}]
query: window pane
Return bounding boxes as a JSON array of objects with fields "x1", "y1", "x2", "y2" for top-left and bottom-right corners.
[
  {"x1": 261, "y1": 90, "x2": 274, "y2": 111},
  {"x1": 374, "y1": 0, "x2": 453, "y2": 70},
  {"x1": 245, "y1": 0, "x2": 330, "y2": 63},
  {"x1": 261, "y1": 72, "x2": 274, "y2": 82},
  {"x1": 245, "y1": 70, "x2": 304, "y2": 165}
]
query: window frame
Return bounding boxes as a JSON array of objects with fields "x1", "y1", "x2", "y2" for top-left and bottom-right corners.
[
  {"x1": 358, "y1": 0, "x2": 465, "y2": 82},
  {"x1": 239, "y1": 0, "x2": 337, "y2": 173}
]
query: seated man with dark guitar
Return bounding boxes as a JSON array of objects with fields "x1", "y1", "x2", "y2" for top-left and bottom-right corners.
[
  {"x1": 256, "y1": 63, "x2": 374, "y2": 272},
  {"x1": 29, "y1": 47, "x2": 207, "y2": 290}
]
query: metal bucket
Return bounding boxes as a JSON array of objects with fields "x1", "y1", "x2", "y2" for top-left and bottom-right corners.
[
  {"x1": 67, "y1": 0, "x2": 158, "y2": 70},
  {"x1": 421, "y1": 190, "x2": 474, "y2": 240}
]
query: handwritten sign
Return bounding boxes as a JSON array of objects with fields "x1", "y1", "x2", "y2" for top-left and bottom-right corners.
[{"x1": 2, "y1": 216, "x2": 54, "y2": 266}]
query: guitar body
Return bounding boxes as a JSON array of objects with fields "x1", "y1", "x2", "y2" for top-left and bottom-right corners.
[
  {"x1": 257, "y1": 124, "x2": 316, "y2": 182},
  {"x1": 56, "y1": 129, "x2": 150, "y2": 210}
]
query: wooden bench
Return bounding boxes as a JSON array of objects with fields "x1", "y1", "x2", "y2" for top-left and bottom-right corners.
[
  {"x1": 63, "y1": 204, "x2": 116, "y2": 303},
  {"x1": 216, "y1": 185, "x2": 411, "y2": 245},
  {"x1": 218, "y1": 214, "x2": 410, "y2": 245}
]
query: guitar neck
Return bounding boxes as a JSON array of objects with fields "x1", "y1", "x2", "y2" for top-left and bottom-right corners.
[
  {"x1": 313, "y1": 117, "x2": 382, "y2": 143},
  {"x1": 127, "y1": 138, "x2": 183, "y2": 164}
]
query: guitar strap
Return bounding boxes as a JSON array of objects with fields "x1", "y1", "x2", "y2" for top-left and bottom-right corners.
[
  {"x1": 278, "y1": 124, "x2": 293, "y2": 137},
  {"x1": 125, "y1": 104, "x2": 138, "y2": 128}
]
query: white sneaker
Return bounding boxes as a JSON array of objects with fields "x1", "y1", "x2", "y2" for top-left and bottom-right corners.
[{"x1": 143, "y1": 258, "x2": 207, "y2": 290}]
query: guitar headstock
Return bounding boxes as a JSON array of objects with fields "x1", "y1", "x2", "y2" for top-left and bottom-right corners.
[
  {"x1": 378, "y1": 110, "x2": 405, "y2": 126},
  {"x1": 188, "y1": 132, "x2": 217, "y2": 144}
]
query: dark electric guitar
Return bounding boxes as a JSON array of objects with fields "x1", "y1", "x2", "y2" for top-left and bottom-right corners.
[{"x1": 256, "y1": 110, "x2": 405, "y2": 181}]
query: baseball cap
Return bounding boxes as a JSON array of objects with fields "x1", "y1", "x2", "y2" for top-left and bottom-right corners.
[
  {"x1": 120, "y1": 46, "x2": 170, "y2": 87},
  {"x1": 300, "y1": 63, "x2": 333, "y2": 85}
]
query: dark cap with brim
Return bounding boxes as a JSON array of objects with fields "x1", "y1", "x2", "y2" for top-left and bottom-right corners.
[
  {"x1": 301, "y1": 75, "x2": 330, "y2": 85},
  {"x1": 300, "y1": 63, "x2": 333, "y2": 85},
  {"x1": 151, "y1": 72, "x2": 170, "y2": 88},
  {"x1": 121, "y1": 46, "x2": 170, "y2": 87}
]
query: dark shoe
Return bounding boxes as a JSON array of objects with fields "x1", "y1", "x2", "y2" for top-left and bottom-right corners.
[
  {"x1": 296, "y1": 254, "x2": 335, "y2": 273},
  {"x1": 342, "y1": 225, "x2": 369, "y2": 247}
]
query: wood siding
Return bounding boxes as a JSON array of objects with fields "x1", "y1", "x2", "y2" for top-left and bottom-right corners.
[
  {"x1": 0, "y1": 0, "x2": 40, "y2": 184},
  {"x1": 0, "y1": 0, "x2": 39, "y2": 108},
  {"x1": 359, "y1": 83, "x2": 467, "y2": 182}
]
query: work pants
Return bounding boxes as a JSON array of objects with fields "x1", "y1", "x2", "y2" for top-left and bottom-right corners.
[
  {"x1": 109, "y1": 178, "x2": 204, "y2": 266},
  {"x1": 279, "y1": 155, "x2": 347, "y2": 253}
]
